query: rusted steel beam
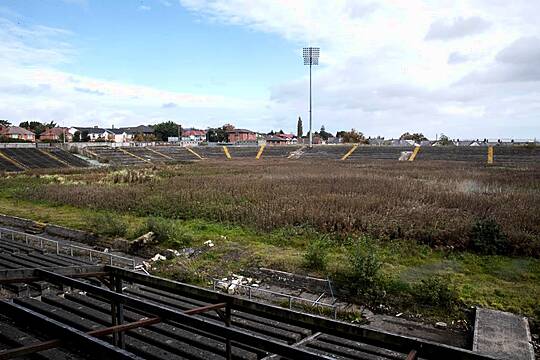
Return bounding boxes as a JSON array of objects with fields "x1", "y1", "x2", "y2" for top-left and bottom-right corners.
[
  {"x1": 0, "y1": 300, "x2": 141, "y2": 360},
  {"x1": 183, "y1": 302, "x2": 226, "y2": 315},
  {"x1": 406, "y1": 349, "x2": 418, "y2": 360},
  {"x1": 0, "y1": 317, "x2": 161, "y2": 359},
  {"x1": 108, "y1": 266, "x2": 499, "y2": 360}
]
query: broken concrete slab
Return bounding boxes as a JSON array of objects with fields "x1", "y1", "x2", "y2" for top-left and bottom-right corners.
[{"x1": 473, "y1": 307, "x2": 535, "y2": 360}]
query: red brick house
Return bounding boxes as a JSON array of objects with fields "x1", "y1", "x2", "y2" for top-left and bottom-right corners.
[
  {"x1": 40, "y1": 127, "x2": 73, "y2": 142},
  {"x1": 0, "y1": 126, "x2": 36, "y2": 142},
  {"x1": 227, "y1": 128, "x2": 257, "y2": 143},
  {"x1": 182, "y1": 128, "x2": 207, "y2": 142}
]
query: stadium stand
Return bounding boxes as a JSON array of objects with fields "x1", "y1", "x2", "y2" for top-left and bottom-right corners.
[
  {"x1": 0, "y1": 148, "x2": 90, "y2": 171},
  {"x1": 0, "y1": 265, "x2": 501, "y2": 359}
]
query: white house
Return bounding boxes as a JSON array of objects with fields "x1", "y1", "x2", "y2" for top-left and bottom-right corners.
[{"x1": 69, "y1": 127, "x2": 112, "y2": 141}]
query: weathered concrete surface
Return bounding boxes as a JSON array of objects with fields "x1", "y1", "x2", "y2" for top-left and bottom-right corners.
[{"x1": 473, "y1": 307, "x2": 535, "y2": 360}]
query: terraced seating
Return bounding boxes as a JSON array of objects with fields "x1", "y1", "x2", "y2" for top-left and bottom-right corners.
[
  {"x1": 89, "y1": 146, "x2": 147, "y2": 166},
  {"x1": 196, "y1": 146, "x2": 228, "y2": 159},
  {"x1": 227, "y1": 146, "x2": 258, "y2": 158},
  {"x1": 123, "y1": 147, "x2": 171, "y2": 163},
  {"x1": 301, "y1": 145, "x2": 348, "y2": 160},
  {"x1": 48, "y1": 148, "x2": 90, "y2": 167},
  {"x1": 150, "y1": 146, "x2": 201, "y2": 161},
  {"x1": 347, "y1": 146, "x2": 411, "y2": 161},
  {"x1": 0, "y1": 148, "x2": 67, "y2": 169},
  {"x1": 262, "y1": 145, "x2": 300, "y2": 158},
  {"x1": 493, "y1": 146, "x2": 540, "y2": 164},
  {"x1": 0, "y1": 154, "x2": 21, "y2": 172}
]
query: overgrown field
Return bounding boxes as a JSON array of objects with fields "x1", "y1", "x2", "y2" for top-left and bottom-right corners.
[
  {"x1": 0, "y1": 159, "x2": 539, "y2": 321},
  {"x1": 9, "y1": 160, "x2": 540, "y2": 256}
]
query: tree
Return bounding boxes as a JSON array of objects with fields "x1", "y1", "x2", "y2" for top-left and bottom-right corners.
[
  {"x1": 206, "y1": 126, "x2": 228, "y2": 143},
  {"x1": 297, "y1": 117, "x2": 303, "y2": 138},
  {"x1": 73, "y1": 131, "x2": 81, "y2": 142},
  {"x1": 19, "y1": 121, "x2": 57, "y2": 137},
  {"x1": 438, "y1": 133, "x2": 452, "y2": 146},
  {"x1": 153, "y1": 121, "x2": 180, "y2": 141},
  {"x1": 319, "y1": 125, "x2": 332, "y2": 141},
  {"x1": 81, "y1": 130, "x2": 90, "y2": 142},
  {"x1": 399, "y1": 132, "x2": 427, "y2": 143},
  {"x1": 341, "y1": 129, "x2": 368, "y2": 144},
  {"x1": 0, "y1": 120, "x2": 10, "y2": 127}
]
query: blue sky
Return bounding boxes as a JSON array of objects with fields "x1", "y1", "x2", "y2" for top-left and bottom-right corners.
[
  {"x1": 5, "y1": 0, "x2": 302, "y2": 98},
  {"x1": 1, "y1": 0, "x2": 539, "y2": 138}
]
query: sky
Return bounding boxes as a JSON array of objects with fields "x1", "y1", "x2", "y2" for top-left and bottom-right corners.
[{"x1": 0, "y1": 0, "x2": 539, "y2": 139}]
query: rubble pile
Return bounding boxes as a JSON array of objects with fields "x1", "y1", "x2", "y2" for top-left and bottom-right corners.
[{"x1": 215, "y1": 274, "x2": 261, "y2": 295}]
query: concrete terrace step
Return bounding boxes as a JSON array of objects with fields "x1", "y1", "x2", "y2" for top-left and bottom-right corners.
[{"x1": 473, "y1": 307, "x2": 535, "y2": 360}]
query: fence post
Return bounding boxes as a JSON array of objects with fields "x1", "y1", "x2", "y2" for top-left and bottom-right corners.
[
  {"x1": 288, "y1": 296, "x2": 293, "y2": 309},
  {"x1": 89, "y1": 251, "x2": 93, "y2": 262},
  {"x1": 110, "y1": 255, "x2": 113, "y2": 266},
  {"x1": 248, "y1": 287, "x2": 252, "y2": 300},
  {"x1": 70, "y1": 246, "x2": 73, "y2": 257},
  {"x1": 56, "y1": 242, "x2": 59, "y2": 255}
]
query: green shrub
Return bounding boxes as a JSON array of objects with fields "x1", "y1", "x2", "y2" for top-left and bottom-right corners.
[
  {"x1": 142, "y1": 217, "x2": 193, "y2": 247},
  {"x1": 88, "y1": 213, "x2": 127, "y2": 238},
  {"x1": 343, "y1": 236, "x2": 385, "y2": 299},
  {"x1": 470, "y1": 218, "x2": 509, "y2": 255},
  {"x1": 304, "y1": 236, "x2": 329, "y2": 270},
  {"x1": 411, "y1": 276, "x2": 459, "y2": 308}
]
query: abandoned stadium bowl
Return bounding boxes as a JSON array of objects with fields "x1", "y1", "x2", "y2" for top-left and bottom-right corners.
[{"x1": 0, "y1": 144, "x2": 538, "y2": 360}]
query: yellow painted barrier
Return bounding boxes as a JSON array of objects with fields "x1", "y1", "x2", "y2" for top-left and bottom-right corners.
[
  {"x1": 408, "y1": 146, "x2": 420, "y2": 162},
  {"x1": 255, "y1": 144, "x2": 266, "y2": 160},
  {"x1": 186, "y1": 147, "x2": 203, "y2": 160},
  {"x1": 341, "y1": 144, "x2": 358, "y2": 160},
  {"x1": 117, "y1": 147, "x2": 151, "y2": 163},
  {"x1": 147, "y1": 147, "x2": 173, "y2": 160},
  {"x1": 487, "y1": 146, "x2": 494, "y2": 164},
  {"x1": 223, "y1": 146, "x2": 232, "y2": 159},
  {"x1": 38, "y1": 149, "x2": 71, "y2": 167},
  {"x1": 0, "y1": 150, "x2": 27, "y2": 170}
]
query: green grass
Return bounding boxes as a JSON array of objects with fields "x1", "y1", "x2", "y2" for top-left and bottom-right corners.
[{"x1": 0, "y1": 172, "x2": 538, "y2": 322}]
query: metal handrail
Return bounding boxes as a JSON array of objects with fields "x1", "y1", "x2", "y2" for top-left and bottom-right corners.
[
  {"x1": 212, "y1": 278, "x2": 338, "y2": 319},
  {"x1": 0, "y1": 227, "x2": 135, "y2": 269}
]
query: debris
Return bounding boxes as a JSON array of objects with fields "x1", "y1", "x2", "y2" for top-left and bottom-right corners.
[
  {"x1": 399, "y1": 151, "x2": 412, "y2": 161},
  {"x1": 150, "y1": 254, "x2": 166, "y2": 262},
  {"x1": 163, "y1": 248, "x2": 181, "y2": 259},
  {"x1": 396, "y1": 313, "x2": 403, "y2": 317},
  {"x1": 435, "y1": 321, "x2": 447, "y2": 329},
  {"x1": 204, "y1": 240, "x2": 215, "y2": 247},
  {"x1": 227, "y1": 284, "x2": 237, "y2": 294}
]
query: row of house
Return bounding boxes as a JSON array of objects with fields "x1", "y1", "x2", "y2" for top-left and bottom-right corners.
[{"x1": 2, "y1": 124, "x2": 536, "y2": 146}]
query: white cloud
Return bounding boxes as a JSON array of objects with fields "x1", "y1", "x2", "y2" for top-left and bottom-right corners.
[
  {"x1": 180, "y1": 0, "x2": 540, "y2": 138},
  {"x1": 1, "y1": 1, "x2": 540, "y2": 138},
  {"x1": 425, "y1": 16, "x2": 491, "y2": 40},
  {"x1": 0, "y1": 16, "x2": 262, "y2": 129},
  {"x1": 138, "y1": 5, "x2": 151, "y2": 11}
]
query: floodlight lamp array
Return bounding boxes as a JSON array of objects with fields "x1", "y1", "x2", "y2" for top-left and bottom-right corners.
[{"x1": 303, "y1": 47, "x2": 320, "y2": 65}]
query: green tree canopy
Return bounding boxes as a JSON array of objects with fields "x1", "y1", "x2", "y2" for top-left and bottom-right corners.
[
  {"x1": 399, "y1": 132, "x2": 427, "y2": 143},
  {"x1": 0, "y1": 120, "x2": 10, "y2": 127},
  {"x1": 207, "y1": 126, "x2": 228, "y2": 142},
  {"x1": 153, "y1": 121, "x2": 180, "y2": 141},
  {"x1": 19, "y1": 121, "x2": 57, "y2": 136},
  {"x1": 341, "y1": 129, "x2": 368, "y2": 144},
  {"x1": 319, "y1": 125, "x2": 332, "y2": 141},
  {"x1": 297, "y1": 117, "x2": 303, "y2": 138}
]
